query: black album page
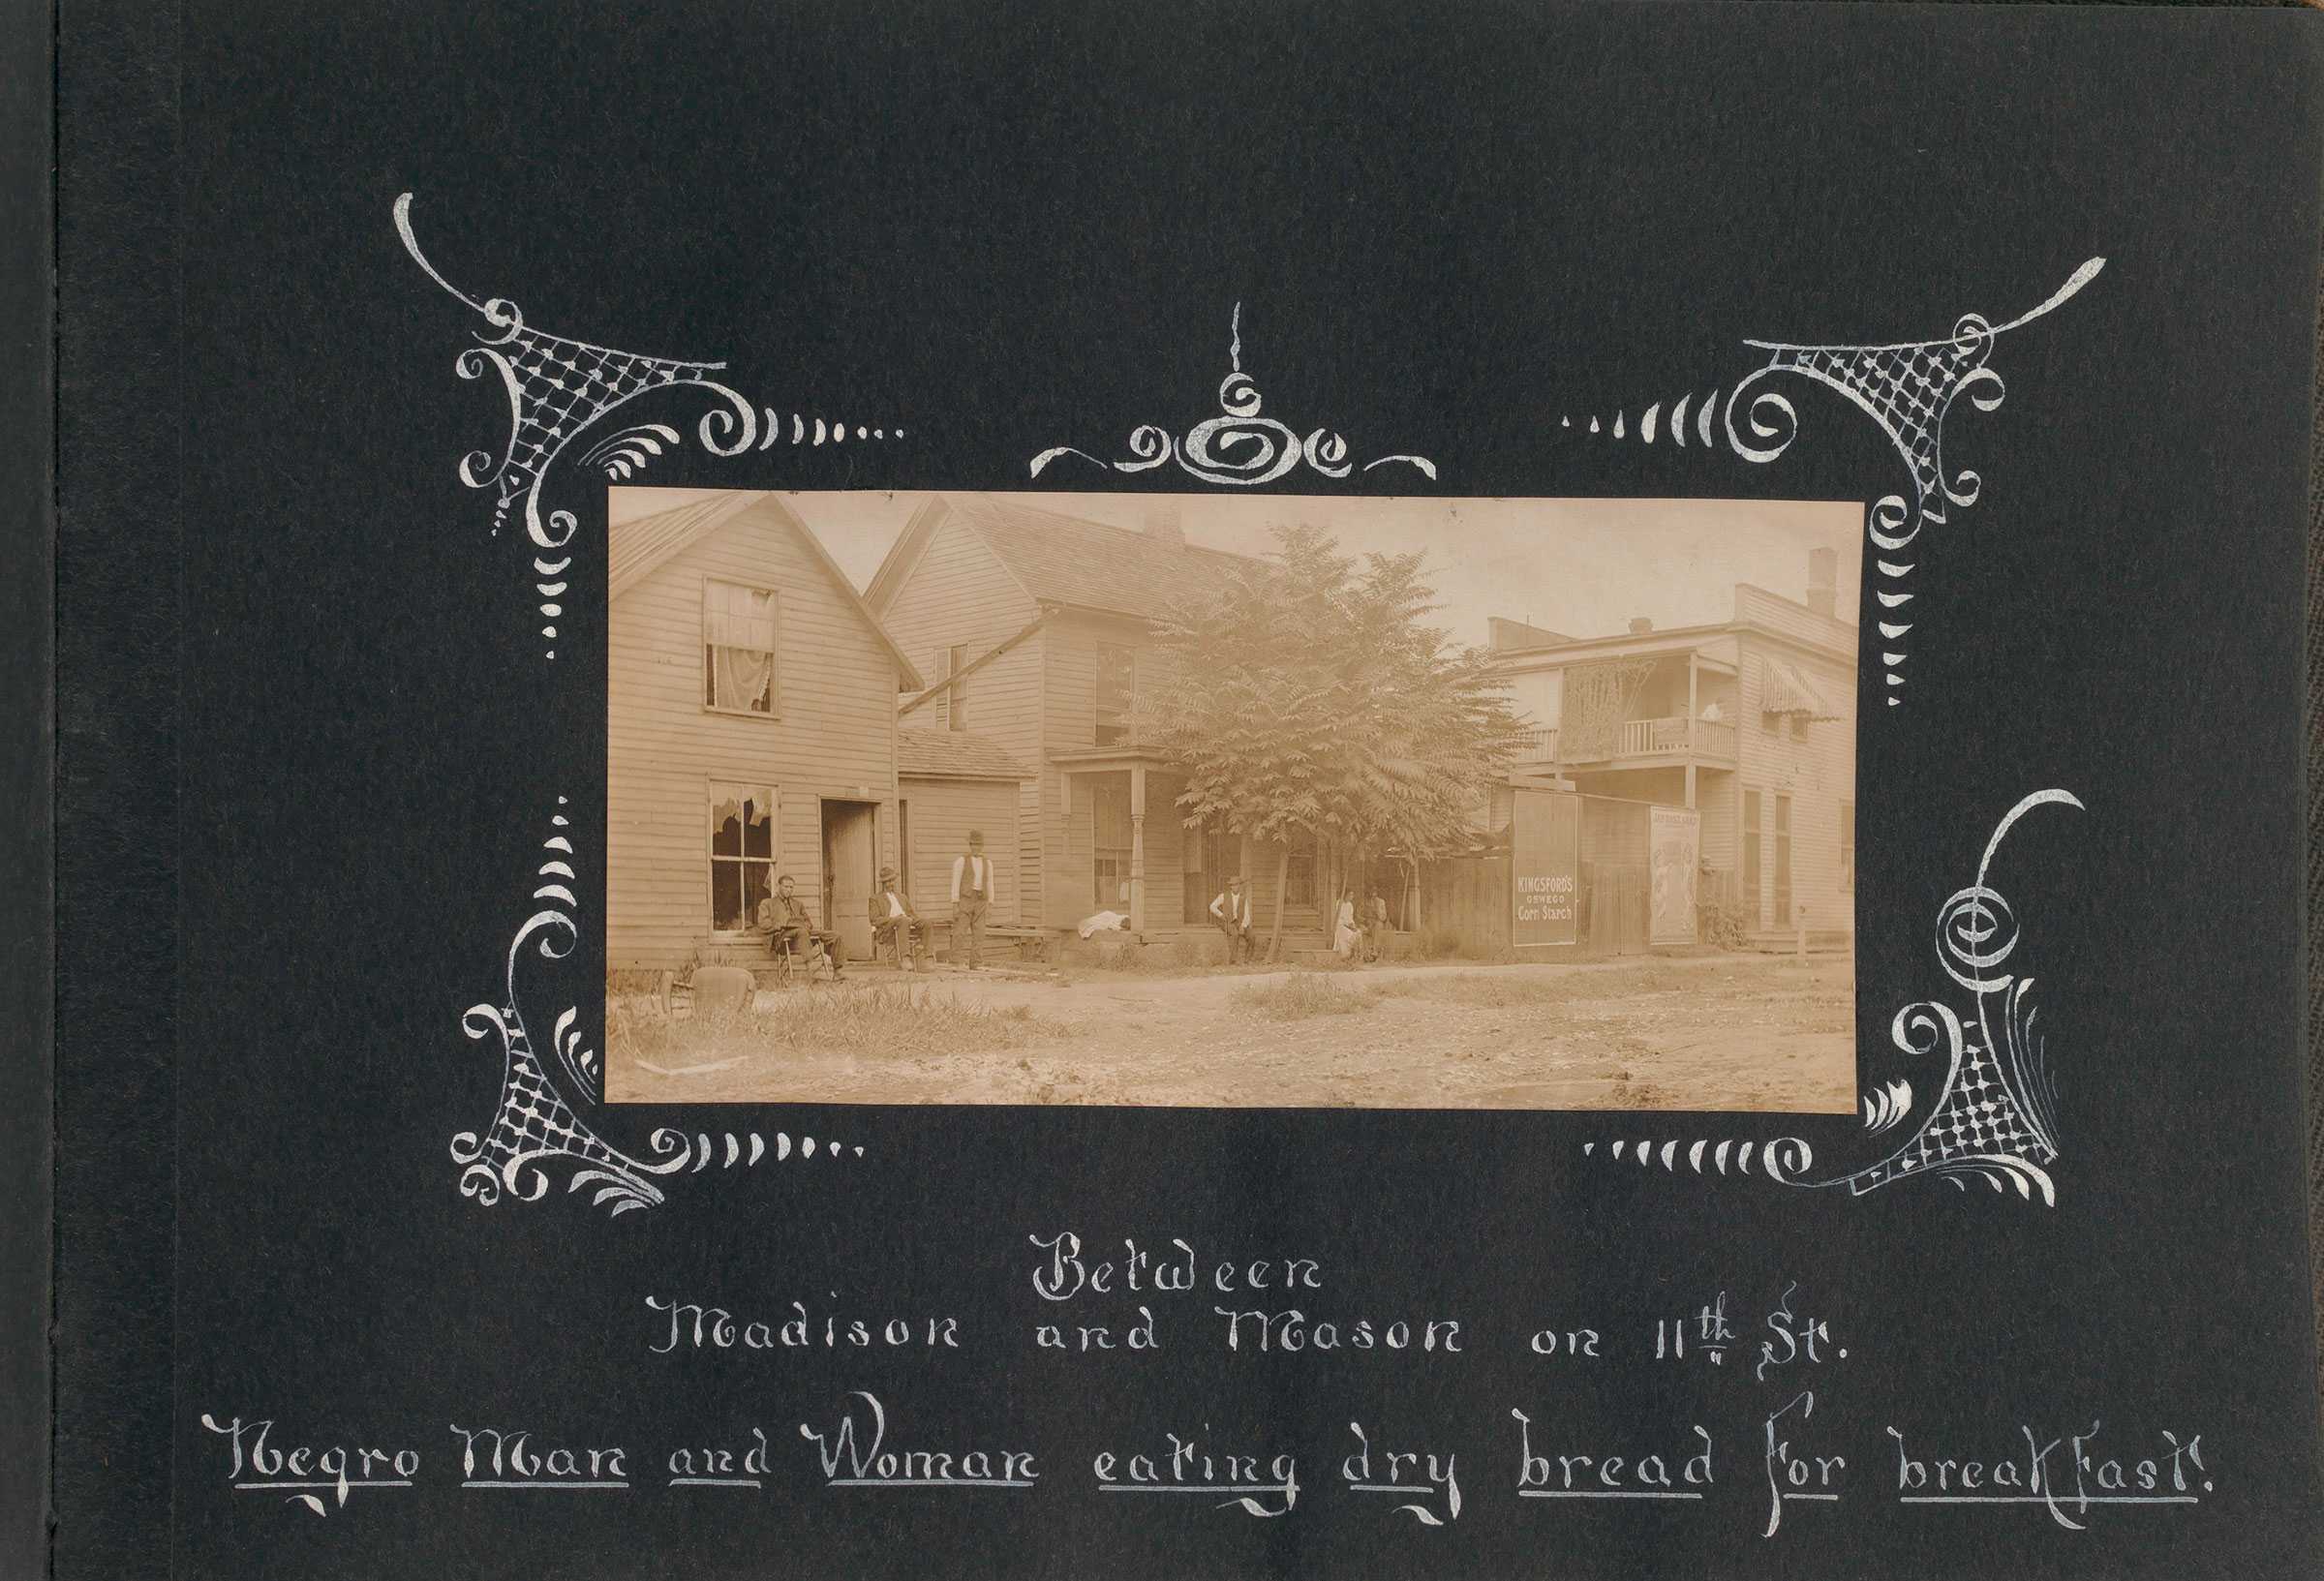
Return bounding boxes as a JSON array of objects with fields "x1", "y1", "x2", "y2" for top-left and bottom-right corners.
[{"x1": 42, "y1": 3, "x2": 2324, "y2": 1577}]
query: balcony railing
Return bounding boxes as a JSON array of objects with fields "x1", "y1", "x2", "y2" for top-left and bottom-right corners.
[
  {"x1": 1512, "y1": 726, "x2": 1561, "y2": 764},
  {"x1": 1605, "y1": 716, "x2": 1739, "y2": 762},
  {"x1": 1514, "y1": 716, "x2": 1738, "y2": 766}
]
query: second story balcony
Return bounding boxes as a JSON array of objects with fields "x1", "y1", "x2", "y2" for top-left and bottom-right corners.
[
  {"x1": 1509, "y1": 714, "x2": 1736, "y2": 769},
  {"x1": 1609, "y1": 714, "x2": 1737, "y2": 762}
]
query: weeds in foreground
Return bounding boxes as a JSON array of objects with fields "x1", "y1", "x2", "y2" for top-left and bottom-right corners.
[
  {"x1": 609, "y1": 984, "x2": 1064, "y2": 1067},
  {"x1": 1230, "y1": 975, "x2": 1384, "y2": 1020},
  {"x1": 1371, "y1": 964, "x2": 1701, "y2": 1007}
]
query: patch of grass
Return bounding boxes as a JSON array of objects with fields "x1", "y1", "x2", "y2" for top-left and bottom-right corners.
[
  {"x1": 609, "y1": 984, "x2": 1066, "y2": 1068},
  {"x1": 1230, "y1": 974, "x2": 1383, "y2": 1020},
  {"x1": 1372, "y1": 963, "x2": 1703, "y2": 1008}
]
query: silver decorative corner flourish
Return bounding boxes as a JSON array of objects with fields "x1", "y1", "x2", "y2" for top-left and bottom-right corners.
[
  {"x1": 396, "y1": 193, "x2": 902, "y2": 661},
  {"x1": 453, "y1": 799, "x2": 862, "y2": 1217},
  {"x1": 1563, "y1": 259, "x2": 2106, "y2": 705},
  {"x1": 1584, "y1": 787, "x2": 2080, "y2": 1205},
  {"x1": 1030, "y1": 303, "x2": 1438, "y2": 487}
]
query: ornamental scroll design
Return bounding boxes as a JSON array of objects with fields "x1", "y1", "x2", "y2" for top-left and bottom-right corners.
[
  {"x1": 452, "y1": 799, "x2": 861, "y2": 1217},
  {"x1": 1566, "y1": 259, "x2": 2106, "y2": 705},
  {"x1": 395, "y1": 194, "x2": 900, "y2": 660},
  {"x1": 1586, "y1": 788, "x2": 2081, "y2": 1205},
  {"x1": 1029, "y1": 303, "x2": 1438, "y2": 487}
]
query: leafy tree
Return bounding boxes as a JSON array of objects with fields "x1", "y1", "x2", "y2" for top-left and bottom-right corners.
[{"x1": 1145, "y1": 523, "x2": 1529, "y2": 959}]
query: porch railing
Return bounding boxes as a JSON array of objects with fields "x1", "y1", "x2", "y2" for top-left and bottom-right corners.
[
  {"x1": 1605, "y1": 715, "x2": 1739, "y2": 762},
  {"x1": 1512, "y1": 726, "x2": 1561, "y2": 764}
]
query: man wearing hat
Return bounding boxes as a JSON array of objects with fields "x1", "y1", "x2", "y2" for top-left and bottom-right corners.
[
  {"x1": 869, "y1": 864, "x2": 927, "y2": 970},
  {"x1": 949, "y1": 829, "x2": 994, "y2": 969},
  {"x1": 1209, "y1": 874, "x2": 1254, "y2": 963}
]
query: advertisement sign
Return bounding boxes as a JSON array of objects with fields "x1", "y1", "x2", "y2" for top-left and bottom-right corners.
[{"x1": 1511, "y1": 788, "x2": 1580, "y2": 947}]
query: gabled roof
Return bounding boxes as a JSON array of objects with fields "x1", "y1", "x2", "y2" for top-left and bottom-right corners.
[
  {"x1": 896, "y1": 727, "x2": 1033, "y2": 780},
  {"x1": 610, "y1": 492, "x2": 760, "y2": 598},
  {"x1": 610, "y1": 491, "x2": 925, "y2": 689},
  {"x1": 865, "y1": 494, "x2": 1261, "y2": 623}
]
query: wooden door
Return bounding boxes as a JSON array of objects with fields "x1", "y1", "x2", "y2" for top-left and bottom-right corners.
[
  {"x1": 822, "y1": 801, "x2": 878, "y2": 960},
  {"x1": 1742, "y1": 789, "x2": 1762, "y2": 927}
]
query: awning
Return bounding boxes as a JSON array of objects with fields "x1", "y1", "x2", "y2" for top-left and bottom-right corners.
[{"x1": 1761, "y1": 659, "x2": 1841, "y2": 720}]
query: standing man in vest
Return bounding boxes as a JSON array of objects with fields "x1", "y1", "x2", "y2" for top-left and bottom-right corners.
[
  {"x1": 950, "y1": 829, "x2": 994, "y2": 969},
  {"x1": 1210, "y1": 874, "x2": 1253, "y2": 963}
]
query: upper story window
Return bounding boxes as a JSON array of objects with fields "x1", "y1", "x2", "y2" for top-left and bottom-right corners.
[
  {"x1": 1094, "y1": 643, "x2": 1136, "y2": 745},
  {"x1": 933, "y1": 644, "x2": 970, "y2": 732},
  {"x1": 702, "y1": 580, "x2": 778, "y2": 715}
]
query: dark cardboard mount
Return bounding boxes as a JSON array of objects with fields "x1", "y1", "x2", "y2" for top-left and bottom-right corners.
[{"x1": 35, "y1": 4, "x2": 2324, "y2": 1577}]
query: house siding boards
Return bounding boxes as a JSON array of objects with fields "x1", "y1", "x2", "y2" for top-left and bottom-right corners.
[
  {"x1": 898, "y1": 776, "x2": 1022, "y2": 924},
  {"x1": 607, "y1": 499, "x2": 904, "y2": 971},
  {"x1": 877, "y1": 513, "x2": 1047, "y2": 925},
  {"x1": 1484, "y1": 577, "x2": 1857, "y2": 942},
  {"x1": 1734, "y1": 633, "x2": 1857, "y2": 935},
  {"x1": 868, "y1": 497, "x2": 1259, "y2": 933}
]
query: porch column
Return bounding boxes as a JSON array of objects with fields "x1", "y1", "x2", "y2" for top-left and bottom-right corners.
[
  {"x1": 1129, "y1": 763, "x2": 1147, "y2": 932},
  {"x1": 1684, "y1": 651, "x2": 1699, "y2": 810}
]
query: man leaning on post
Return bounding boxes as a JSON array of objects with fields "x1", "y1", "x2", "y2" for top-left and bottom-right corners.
[{"x1": 1210, "y1": 874, "x2": 1254, "y2": 964}]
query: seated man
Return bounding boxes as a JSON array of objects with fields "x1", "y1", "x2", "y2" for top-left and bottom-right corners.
[
  {"x1": 757, "y1": 872, "x2": 843, "y2": 980},
  {"x1": 1364, "y1": 893, "x2": 1391, "y2": 961},
  {"x1": 869, "y1": 866, "x2": 929, "y2": 969}
]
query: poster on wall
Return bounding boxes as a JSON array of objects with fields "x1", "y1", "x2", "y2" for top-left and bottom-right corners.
[{"x1": 1512, "y1": 787, "x2": 1581, "y2": 949}]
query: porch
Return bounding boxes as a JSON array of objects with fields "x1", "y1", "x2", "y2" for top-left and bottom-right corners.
[
  {"x1": 1515, "y1": 650, "x2": 1740, "y2": 777},
  {"x1": 1054, "y1": 752, "x2": 1409, "y2": 951}
]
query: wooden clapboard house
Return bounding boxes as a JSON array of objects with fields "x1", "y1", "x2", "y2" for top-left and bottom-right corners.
[
  {"x1": 864, "y1": 494, "x2": 1335, "y2": 949},
  {"x1": 606, "y1": 491, "x2": 946, "y2": 972},
  {"x1": 1484, "y1": 550, "x2": 1859, "y2": 948}
]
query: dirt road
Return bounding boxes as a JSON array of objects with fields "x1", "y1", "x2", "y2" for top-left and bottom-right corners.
[{"x1": 610, "y1": 953, "x2": 1855, "y2": 1112}]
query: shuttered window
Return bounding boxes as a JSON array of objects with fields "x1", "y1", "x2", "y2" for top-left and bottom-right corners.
[
  {"x1": 1094, "y1": 643, "x2": 1135, "y2": 745},
  {"x1": 930, "y1": 644, "x2": 969, "y2": 732}
]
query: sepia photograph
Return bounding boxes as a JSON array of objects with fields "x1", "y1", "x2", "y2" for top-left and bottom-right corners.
[{"x1": 603, "y1": 489, "x2": 1860, "y2": 1111}]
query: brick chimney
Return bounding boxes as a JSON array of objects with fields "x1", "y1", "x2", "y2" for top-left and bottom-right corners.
[
  {"x1": 1628, "y1": 616, "x2": 1654, "y2": 634},
  {"x1": 1807, "y1": 547, "x2": 1838, "y2": 619},
  {"x1": 1144, "y1": 501, "x2": 1184, "y2": 547}
]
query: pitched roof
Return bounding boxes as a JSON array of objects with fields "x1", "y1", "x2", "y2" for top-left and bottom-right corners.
[
  {"x1": 911, "y1": 495, "x2": 1262, "y2": 622},
  {"x1": 609, "y1": 491, "x2": 924, "y2": 688},
  {"x1": 609, "y1": 492, "x2": 759, "y2": 598},
  {"x1": 895, "y1": 726, "x2": 1033, "y2": 780}
]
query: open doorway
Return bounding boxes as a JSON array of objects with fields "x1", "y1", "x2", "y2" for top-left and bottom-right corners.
[{"x1": 820, "y1": 799, "x2": 879, "y2": 961}]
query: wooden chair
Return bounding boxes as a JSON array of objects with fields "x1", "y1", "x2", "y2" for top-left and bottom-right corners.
[{"x1": 768, "y1": 929, "x2": 836, "y2": 987}]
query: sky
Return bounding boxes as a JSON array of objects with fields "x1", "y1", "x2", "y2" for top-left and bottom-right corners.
[{"x1": 608, "y1": 487, "x2": 1863, "y2": 647}]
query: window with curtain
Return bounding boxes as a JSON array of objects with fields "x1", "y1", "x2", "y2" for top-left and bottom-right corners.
[
  {"x1": 708, "y1": 783, "x2": 777, "y2": 930},
  {"x1": 702, "y1": 580, "x2": 778, "y2": 714}
]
